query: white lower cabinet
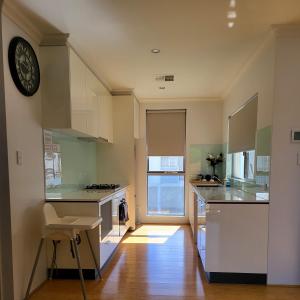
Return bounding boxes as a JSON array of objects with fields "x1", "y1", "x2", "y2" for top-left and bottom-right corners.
[
  {"x1": 188, "y1": 186, "x2": 196, "y2": 241},
  {"x1": 196, "y1": 199, "x2": 269, "y2": 283},
  {"x1": 197, "y1": 197, "x2": 207, "y2": 268},
  {"x1": 205, "y1": 203, "x2": 268, "y2": 274}
]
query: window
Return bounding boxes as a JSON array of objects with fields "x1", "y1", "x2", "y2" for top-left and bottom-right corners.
[
  {"x1": 147, "y1": 156, "x2": 184, "y2": 216},
  {"x1": 232, "y1": 150, "x2": 255, "y2": 180},
  {"x1": 146, "y1": 110, "x2": 186, "y2": 217},
  {"x1": 147, "y1": 174, "x2": 185, "y2": 216}
]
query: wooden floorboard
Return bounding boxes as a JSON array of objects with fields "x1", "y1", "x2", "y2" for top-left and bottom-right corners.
[{"x1": 30, "y1": 225, "x2": 300, "y2": 300}]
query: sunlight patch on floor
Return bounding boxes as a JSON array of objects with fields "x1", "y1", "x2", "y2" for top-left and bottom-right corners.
[
  {"x1": 122, "y1": 225, "x2": 181, "y2": 244},
  {"x1": 122, "y1": 236, "x2": 168, "y2": 244},
  {"x1": 130, "y1": 225, "x2": 180, "y2": 236}
]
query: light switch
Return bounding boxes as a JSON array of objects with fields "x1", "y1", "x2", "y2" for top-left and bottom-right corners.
[{"x1": 16, "y1": 150, "x2": 23, "y2": 166}]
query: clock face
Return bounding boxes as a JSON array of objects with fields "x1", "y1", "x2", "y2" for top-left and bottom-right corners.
[{"x1": 8, "y1": 37, "x2": 40, "y2": 97}]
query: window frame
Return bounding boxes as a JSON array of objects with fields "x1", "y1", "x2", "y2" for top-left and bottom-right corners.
[{"x1": 147, "y1": 156, "x2": 186, "y2": 174}]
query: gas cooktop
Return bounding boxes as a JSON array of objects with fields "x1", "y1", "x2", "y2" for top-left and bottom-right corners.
[{"x1": 85, "y1": 184, "x2": 120, "y2": 190}]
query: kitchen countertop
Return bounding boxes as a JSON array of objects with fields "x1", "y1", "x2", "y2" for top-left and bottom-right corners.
[
  {"x1": 45, "y1": 185, "x2": 128, "y2": 203},
  {"x1": 191, "y1": 184, "x2": 269, "y2": 204}
]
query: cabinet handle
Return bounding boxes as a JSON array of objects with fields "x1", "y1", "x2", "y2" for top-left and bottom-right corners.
[{"x1": 206, "y1": 209, "x2": 221, "y2": 216}]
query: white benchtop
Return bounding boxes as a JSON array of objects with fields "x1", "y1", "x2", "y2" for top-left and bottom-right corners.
[
  {"x1": 45, "y1": 185, "x2": 128, "y2": 203},
  {"x1": 191, "y1": 184, "x2": 269, "y2": 204}
]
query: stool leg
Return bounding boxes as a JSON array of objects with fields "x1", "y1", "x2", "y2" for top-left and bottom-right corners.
[
  {"x1": 49, "y1": 240, "x2": 59, "y2": 280},
  {"x1": 24, "y1": 238, "x2": 44, "y2": 300},
  {"x1": 85, "y1": 231, "x2": 102, "y2": 279},
  {"x1": 72, "y1": 238, "x2": 88, "y2": 300}
]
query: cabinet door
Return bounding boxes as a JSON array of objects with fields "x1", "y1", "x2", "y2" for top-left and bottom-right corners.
[
  {"x1": 69, "y1": 49, "x2": 87, "y2": 110},
  {"x1": 197, "y1": 199, "x2": 206, "y2": 267},
  {"x1": 69, "y1": 50, "x2": 91, "y2": 135},
  {"x1": 85, "y1": 88, "x2": 98, "y2": 137},
  {"x1": 85, "y1": 68, "x2": 100, "y2": 137},
  {"x1": 71, "y1": 111, "x2": 89, "y2": 135},
  {"x1": 98, "y1": 92, "x2": 113, "y2": 142},
  {"x1": 205, "y1": 203, "x2": 268, "y2": 274},
  {"x1": 188, "y1": 187, "x2": 196, "y2": 241}
]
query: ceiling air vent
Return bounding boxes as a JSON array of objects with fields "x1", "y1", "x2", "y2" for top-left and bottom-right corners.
[{"x1": 155, "y1": 74, "x2": 175, "y2": 82}]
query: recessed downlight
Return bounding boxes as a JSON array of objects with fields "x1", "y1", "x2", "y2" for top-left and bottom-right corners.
[
  {"x1": 227, "y1": 10, "x2": 237, "y2": 19},
  {"x1": 229, "y1": 0, "x2": 236, "y2": 8},
  {"x1": 228, "y1": 21, "x2": 235, "y2": 28},
  {"x1": 151, "y1": 48, "x2": 160, "y2": 54}
]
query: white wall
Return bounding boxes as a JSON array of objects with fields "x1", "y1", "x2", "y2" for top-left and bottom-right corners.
[
  {"x1": 0, "y1": 2, "x2": 14, "y2": 300},
  {"x1": 136, "y1": 99, "x2": 223, "y2": 224},
  {"x1": 222, "y1": 33, "x2": 276, "y2": 283},
  {"x1": 222, "y1": 29, "x2": 300, "y2": 285},
  {"x1": 268, "y1": 33, "x2": 300, "y2": 285},
  {"x1": 223, "y1": 35, "x2": 275, "y2": 139},
  {"x1": 2, "y1": 15, "x2": 46, "y2": 299}
]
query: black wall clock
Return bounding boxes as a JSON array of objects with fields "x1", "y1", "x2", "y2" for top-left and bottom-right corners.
[{"x1": 8, "y1": 36, "x2": 40, "y2": 97}]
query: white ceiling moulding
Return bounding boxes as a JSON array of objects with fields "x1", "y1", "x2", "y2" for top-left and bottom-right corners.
[
  {"x1": 111, "y1": 89, "x2": 134, "y2": 96},
  {"x1": 40, "y1": 33, "x2": 70, "y2": 47},
  {"x1": 139, "y1": 97, "x2": 222, "y2": 103},
  {"x1": 2, "y1": 0, "x2": 42, "y2": 43}
]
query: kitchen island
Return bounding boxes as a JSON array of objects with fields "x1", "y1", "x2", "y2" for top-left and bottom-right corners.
[
  {"x1": 45, "y1": 185, "x2": 129, "y2": 279},
  {"x1": 190, "y1": 184, "x2": 269, "y2": 284}
]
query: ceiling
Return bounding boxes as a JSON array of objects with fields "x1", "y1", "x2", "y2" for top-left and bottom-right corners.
[{"x1": 9, "y1": 0, "x2": 300, "y2": 99}]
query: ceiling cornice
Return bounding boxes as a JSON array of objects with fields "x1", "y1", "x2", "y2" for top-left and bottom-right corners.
[
  {"x1": 40, "y1": 34, "x2": 70, "y2": 46},
  {"x1": 2, "y1": 0, "x2": 42, "y2": 43},
  {"x1": 139, "y1": 97, "x2": 222, "y2": 103},
  {"x1": 111, "y1": 89, "x2": 134, "y2": 96}
]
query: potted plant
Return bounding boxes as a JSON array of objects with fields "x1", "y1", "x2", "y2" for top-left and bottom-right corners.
[{"x1": 206, "y1": 153, "x2": 223, "y2": 177}]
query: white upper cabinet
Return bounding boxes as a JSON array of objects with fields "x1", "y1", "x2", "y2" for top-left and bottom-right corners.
[
  {"x1": 98, "y1": 92, "x2": 113, "y2": 142},
  {"x1": 40, "y1": 46, "x2": 113, "y2": 141}
]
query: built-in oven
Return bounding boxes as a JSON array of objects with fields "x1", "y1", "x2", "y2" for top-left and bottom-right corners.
[
  {"x1": 101, "y1": 190, "x2": 128, "y2": 241},
  {"x1": 112, "y1": 191, "x2": 128, "y2": 237},
  {"x1": 101, "y1": 200, "x2": 113, "y2": 241}
]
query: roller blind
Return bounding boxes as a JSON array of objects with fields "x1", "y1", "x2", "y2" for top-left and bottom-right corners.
[
  {"x1": 228, "y1": 96, "x2": 258, "y2": 153},
  {"x1": 146, "y1": 110, "x2": 186, "y2": 156}
]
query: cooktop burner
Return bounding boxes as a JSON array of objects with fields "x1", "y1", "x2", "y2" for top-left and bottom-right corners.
[{"x1": 85, "y1": 184, "x2": 120, "y2": 190}]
